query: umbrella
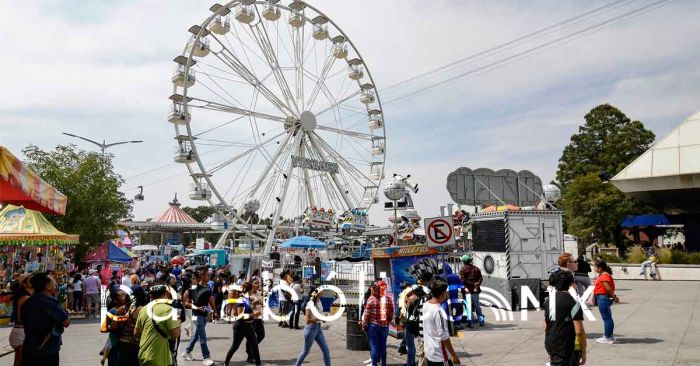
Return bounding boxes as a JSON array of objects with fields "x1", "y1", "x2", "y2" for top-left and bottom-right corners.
[{"x1": 280, "y1": 235, "x2": 327, "y2": 249}]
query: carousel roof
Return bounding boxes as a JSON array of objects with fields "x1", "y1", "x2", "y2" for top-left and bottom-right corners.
[
  {"x1": 0, "y1": 204, "x2": 79, "y2": 245},
  {"x1": 152, "y1": 194, "x2": 198, "y2": 225}
]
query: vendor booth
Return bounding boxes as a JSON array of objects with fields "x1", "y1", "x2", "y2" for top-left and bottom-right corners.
[
  {"x1": 0, "y1": 204, "x2": 78, "y2": 323},
  {"x1": 83, "y1": 241, "x2": 134, "y2": 281}
]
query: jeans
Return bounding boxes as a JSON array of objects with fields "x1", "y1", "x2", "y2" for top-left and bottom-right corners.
[
  {"x1": 405, "y1": 326, "x2": 416, "y2": 366},
  {"x1": 185, "y1": 315, "x2": 211, "y2": 359},
  {"x1": 640, "y1": 260, "x2": 657, "y2": 275},
  {"x1": 367, "y1": 323, "x2": 389, "y2": 366},
  {"x1": 73, "y1": 291, "x2": 83, "y2": 311},
  {"x1": 469, "y1": 293, "x2": 483, "y2": 320},
  {"x1": 290, "y1": 300, "x2": 302, "y2": 328},
  {"x1": 295, "y1": 323, "x2": 331, "y2": 366},
  {"x1": 596, "y1": 295, "x2": 614, "y2": 338}
]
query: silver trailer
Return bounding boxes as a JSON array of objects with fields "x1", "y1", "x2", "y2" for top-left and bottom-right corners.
[{"x1": 470, "y1": 210, "x2": 564, "y2": 310}]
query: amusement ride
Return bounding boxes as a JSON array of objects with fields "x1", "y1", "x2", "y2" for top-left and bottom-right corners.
[{"x1": 167, "y1": 1, "x2": 386, "y2": 253}]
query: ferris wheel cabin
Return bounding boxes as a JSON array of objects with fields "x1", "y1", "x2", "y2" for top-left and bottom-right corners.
[
  {"x1": 360, "y1": 83, "x2": 376, "y2": 104},
  {"x1": 370, "y1": 162, "x2": 384, "y2": 180},
  {"x1": 234, "y1": 4, "x2": 255, "y2": 24},
  {"x1": 168, "y1": 102, "x2": 191, "y2": 125},
  {"x1": 189, "y1": 174, "x2": 212, "y2": 200},
  {"x1": 172, "y1": 65, "x2": 196, "y2": 88},
  {"x1": 209, "y1": 15, "x2": 231, "y2": 34},
  {"x1": 173, "y1": 136, "x2": 195, "y2": 163},
  {"x1": 371, "y1": 136, "x2": 385, "y2": 156}
]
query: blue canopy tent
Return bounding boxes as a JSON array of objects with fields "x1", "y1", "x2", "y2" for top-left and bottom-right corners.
[
  {"x1": 83, "y1": 241, "x2": 134, "y2": 263},
  {"x1": 280, "y1": 235, "x2": 327, "y2": 249},
  {"x1": 621, "y1": 214, "x2": 671, "y2": 227}
]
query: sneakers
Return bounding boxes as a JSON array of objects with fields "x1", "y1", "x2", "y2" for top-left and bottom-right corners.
[
  {"x1": 183, "y1": 352, "x2": 194, "y2": 361},
  {"x1": 398, "y1": 345, "x2": 408, "y2": 355},
  {"x1": 639, "y1": 272, "x2": 645, "y2": 276},
  {"x1": 202, "y1": 358, "x2": 215, "y2": 366},
  {"x1": 596, "y1": 336, "x2": 615, "y2": 344},
  {"x1": 478, "y1": 315, "x2": 485, "y2": 326}
]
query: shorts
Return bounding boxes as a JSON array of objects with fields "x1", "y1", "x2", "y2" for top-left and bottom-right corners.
[
  {"x1": 86, "y1": 293, "x2": 100, "y2": 307},
  {"x1": 9, "y1": 327, "x2": 24, "y2": 348}
]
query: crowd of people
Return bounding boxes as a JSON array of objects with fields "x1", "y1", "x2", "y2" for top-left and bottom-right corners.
[{"x1": 4, "y1": 251, "x2": 621, "y2": 366}]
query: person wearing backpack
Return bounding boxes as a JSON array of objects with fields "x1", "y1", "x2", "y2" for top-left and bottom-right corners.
[
  {"x1": 134, "y1": 282, "x2": 181, "y2": 366},
  {"x1": 406, "y1": 272, "x2": 433, "y2": 366}
]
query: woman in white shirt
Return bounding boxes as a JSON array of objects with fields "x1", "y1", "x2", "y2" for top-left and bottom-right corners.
[{"x1": 72, "y1": 273, "x2": 84, "y2": 312}]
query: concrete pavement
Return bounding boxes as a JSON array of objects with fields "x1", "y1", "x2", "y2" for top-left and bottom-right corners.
[{"x1": 0, "y1": 280, "x2": 698, "y2": 365}]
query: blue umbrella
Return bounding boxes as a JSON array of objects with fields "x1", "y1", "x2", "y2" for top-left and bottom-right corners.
[{"x1": 280, "y1": 235, "x2": 327, "y2": 249}]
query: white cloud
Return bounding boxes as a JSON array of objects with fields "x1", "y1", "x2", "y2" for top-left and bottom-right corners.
[{"x1": 1, "y1": 0, "x2": 699, "y2": 226}]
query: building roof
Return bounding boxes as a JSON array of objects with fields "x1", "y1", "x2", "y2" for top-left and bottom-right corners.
[
  {"x1": 613, "y1": 111, "x2": 700, "y2": 181},
  {"x1": 152, "y1": 195, "x2": 198, "y2": 224},
  {"x1": 612, "y1": 110, "x2": 700, "y2": 214}
]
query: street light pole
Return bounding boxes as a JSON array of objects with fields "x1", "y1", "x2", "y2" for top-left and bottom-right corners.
[{"x1": 62, "y1": 132, "x2": 143, "y2": 156}]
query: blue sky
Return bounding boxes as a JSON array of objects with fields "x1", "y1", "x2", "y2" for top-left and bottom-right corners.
[{"x1": 1, "y1": 0, "x2": 699, "y2": 224}]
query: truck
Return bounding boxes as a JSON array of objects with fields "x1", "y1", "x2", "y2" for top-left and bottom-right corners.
[{"x1": 469, "y1": 210, "x2": 564, "y2": 310}]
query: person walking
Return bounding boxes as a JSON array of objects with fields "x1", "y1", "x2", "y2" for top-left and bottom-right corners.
[
  {"x1": 459, "y1": 254, "x2": 484, "y2": 327},
  {"x1": 72, "y1": 273, "x2": 84, "y2": 313},
  {"x1": 183, "y1": 267, "x2": 216, "y2": 366},
  {"x1": 135, "y1": 282, "x2": 181, "y2": 366},
  {"x1": 21, "y1": 272, "x2": 70, "y2": 366},
  {"x1": 223, "y1": 283, "x2": 261, "y2": 366},
  {"x1": 246, "y1": 278, "x2": 266, "y2": 363},
  {"x1": 594, "y1": 260, "x2": 619, "y2": 344},
  {"x1": 65, "y1": 272, "x2": 74, "y2": 311},
  {"x1": 290, "y1": 275, "x2": 304, "y2": 330},
  {"x1": 10, "y1": 274, "x2": 32, "y2": 366},
  {"x1": 294, "y1": 295, "x2": 331, "y2": 366},
  {"x1": 84, "y1": 269, "x2": 101, "y2": 318},
  {"x1": 544, "y1": 270, "x2": 587, "y2": 366},
  {"x1": 421, "y1": 279, "x2": 460, "y2": 366},
  {"x1": 361, "y1": 281, "x2": 394, "y2": 366}
]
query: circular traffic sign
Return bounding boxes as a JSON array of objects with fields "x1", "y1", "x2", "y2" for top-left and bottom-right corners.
[{"x1": 427, "y1": 218, "x2": 453, "y2": 245}]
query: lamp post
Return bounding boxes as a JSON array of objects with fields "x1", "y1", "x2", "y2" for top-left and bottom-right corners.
[
  {"x1": 384, "y1": 179, "x2": 405, "y2": 246},
  {"x1": 62, "y1": 132, "x2": 143, "y2": 156}
]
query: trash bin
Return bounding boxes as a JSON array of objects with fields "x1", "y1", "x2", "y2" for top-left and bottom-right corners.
[{"x1": 346, "y1": 307, "x2": 369, "y2": 351}]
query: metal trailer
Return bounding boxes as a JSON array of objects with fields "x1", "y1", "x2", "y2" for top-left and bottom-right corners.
[{"x1": 469, "y1": 210, "x2": 564, "y2": 310}]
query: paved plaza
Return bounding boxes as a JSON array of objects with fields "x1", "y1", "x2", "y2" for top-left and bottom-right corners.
[{"x1": 0, "y1": 280, "x2": 698, "y2": 366}]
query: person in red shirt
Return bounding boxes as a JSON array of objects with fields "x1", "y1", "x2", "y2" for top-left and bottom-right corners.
[
  {"x1": 593, "y1": 260, "x2": 619, "y2": 344},
  {"x1": 360, "y1": 281, "x2": 394, "y2": 366}
]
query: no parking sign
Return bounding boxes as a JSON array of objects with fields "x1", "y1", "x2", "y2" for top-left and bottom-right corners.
[{"x1": 424, "y1": 216, "x2": 455, "y2": 247}]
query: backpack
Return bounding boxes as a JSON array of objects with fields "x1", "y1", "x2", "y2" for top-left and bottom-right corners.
[{"x1": 405, "y1": 292, "x2": 428, "y2": 337}]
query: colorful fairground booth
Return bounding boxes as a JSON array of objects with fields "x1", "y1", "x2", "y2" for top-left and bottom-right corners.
[
  {"x1": 0, "y1": 146, "x2": 78, "y2": 322},
  {"x1": 82, "y1": 241, "x2": 135, "y2": 282}
]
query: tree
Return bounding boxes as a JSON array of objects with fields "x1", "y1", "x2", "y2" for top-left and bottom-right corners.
[
  {"x1": 556, "y1": 104, "x2": 655, "y2": 188},
  {"x1": 181, "y1": 205, "x2": 216, "y2": 222},
  {"x1": 22, "y1": 145, "x2": 132, "y2": 257},
  {"x1": 561, "y1": 173, "x2": 650, "y2": 245}
]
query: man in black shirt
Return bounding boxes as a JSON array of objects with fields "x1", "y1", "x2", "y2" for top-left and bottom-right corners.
[
  {"x1": 183, "y1": 267, "x2": 216, "y2": 365},
  {"x1": 544, "y1": 270, "x2": 587, "y2": 366},
  {"x1": 21, "y1": 272, "x2": 70, "y2": 366}
]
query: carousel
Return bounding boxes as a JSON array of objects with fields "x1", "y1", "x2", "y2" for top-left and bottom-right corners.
[{"x1": 119, "y1": 194, "x2": 210, "y2": 258}]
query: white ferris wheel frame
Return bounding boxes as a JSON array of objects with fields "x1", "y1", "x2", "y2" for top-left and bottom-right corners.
[{"x1": 172, "y1": 0, "x2": 386, "y2": 254}]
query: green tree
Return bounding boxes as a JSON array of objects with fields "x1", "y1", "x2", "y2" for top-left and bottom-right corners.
[
  {"x1": 22, "y1": 145, "x2": 132, "y2": 257},
  {"x1": 556, "y1": 104, "x2": 655, "y2": 188},
  {"x1": 181, "y1": 205, "x2": 216, "y2": 222},
  {"x1": 561, "y1": 173, "x2": 649, "y2": 245}
]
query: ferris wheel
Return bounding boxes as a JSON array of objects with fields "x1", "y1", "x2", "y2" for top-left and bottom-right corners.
[{"x1": 168, "y1": 0, "x2": 386, "y2": 253}]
